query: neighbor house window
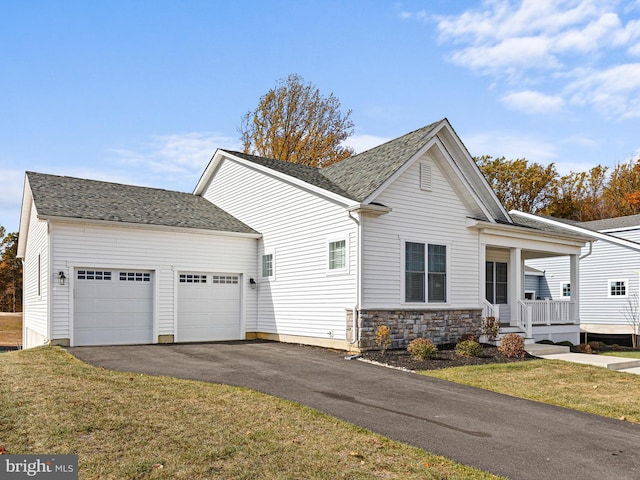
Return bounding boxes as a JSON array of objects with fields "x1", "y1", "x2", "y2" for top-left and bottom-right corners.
[
  {"x1": 485, "y1": 262, "x2": 507, "y2": 304},
  {"x1": 561, "y1": 283, "x2": 571, "y2": 297},
  {"x1": 405, "y1": 242, "x2": 447, "y2": 303},
  {"x1": 328, "y1": 239, "x2": 346, "y2": 271},
  {"x1": 262, "y1": 253, "x2": 273, "y2": 278},
  {"x1": 608, "y1": 279, "x2": 627, "y2": 297}
]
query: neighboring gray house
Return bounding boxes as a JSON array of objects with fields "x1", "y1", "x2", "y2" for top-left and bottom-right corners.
[
  {"x1": 526, "y1": 213, "x2": 640, "y2": 342},
  {"x1": 18, "y1": 119, "x2": 593, "y2": 350}
]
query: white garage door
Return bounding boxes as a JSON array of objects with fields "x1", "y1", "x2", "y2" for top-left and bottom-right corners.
[
  {"x1": 177, "y1": 273, "x2": 241, "y2": 342},
  {"x1": 74, "y1": 269, "x2": 154, "y2": 346}
]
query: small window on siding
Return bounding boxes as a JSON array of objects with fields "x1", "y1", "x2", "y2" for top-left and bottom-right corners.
[
  {"x1": 328, "y1": 239, "x2": 347, "y2": 271},
  {"x1": 608, "y1": 279, "x2": 627, "y2": 297},
  {"x1": 262, "y1": 254, "x2": 273, "y2": 278},
  {"x1": 561, "y1": 283, "x2": 571, "y2": 297},
  {"x1": 420, "y1": 163, "x2": 432, "y2": 191}
]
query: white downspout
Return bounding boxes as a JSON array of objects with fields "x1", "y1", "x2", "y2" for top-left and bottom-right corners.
[
  {"x1": 580, "y1": 241, "x2": 593, "y2": 260},
  {"x1": 347, "y1": 211, "x2": 362, "y2": 346}
]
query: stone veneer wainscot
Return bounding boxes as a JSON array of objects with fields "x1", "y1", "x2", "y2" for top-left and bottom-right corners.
[{"x1": 355, "y1": 309, "x2": 483, "y2": 351}]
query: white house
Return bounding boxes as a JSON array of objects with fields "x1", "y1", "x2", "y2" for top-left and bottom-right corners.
[
  {"x1": 18, "y1": 119, "x2": 593, "y2": 351},
  {"x1": 525, "y1": 213, "x2": 640, "y2": 343}
]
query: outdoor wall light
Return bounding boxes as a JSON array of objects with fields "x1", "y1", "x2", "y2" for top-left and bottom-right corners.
[
  {"x1": 58, "y1": 271, "x2": 66, "y2": 286},
  {"x1": 249, "y1": 278, "x2": 257, "y2": 289}
]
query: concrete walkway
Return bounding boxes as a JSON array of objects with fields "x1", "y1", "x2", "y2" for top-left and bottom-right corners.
[{"x1": 526, "y1": 343, "x2": 640, "y2": 374}]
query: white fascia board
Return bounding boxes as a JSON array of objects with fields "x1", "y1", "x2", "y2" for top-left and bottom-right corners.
[
  {"x1": 17, "y1": 175, "x2": 33, "y2": 259},
  {"x1": 38, "y1": 216, "x2": 263, "y2": 239},
  {"x1": 195, "y1": 150, "x2": 355, "y2": 208},
  {"x1": 509, "y1": 211, "x2": 640, "y2": 252},
  {"x1": 438, "y1": 120, "x2": 512, "y2": 223},
  {"x1": 467, "y1": 217, "x2": 589, "y2": 247}
]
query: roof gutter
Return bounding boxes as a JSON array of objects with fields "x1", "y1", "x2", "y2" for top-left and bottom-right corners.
[{"x1": 34, "y1": 215, "x2": 263, "y2": 239}]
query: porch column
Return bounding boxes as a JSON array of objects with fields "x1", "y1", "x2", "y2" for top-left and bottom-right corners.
[
  {"x1": 479, "y1": 243, "x2": 486, "y2": 306},
  {"x1": 509, "y1": 247, "x2": 522, "y2": 326},
  {"x1": 570, "y1": 254, "x2": 580, "y2": 323}
]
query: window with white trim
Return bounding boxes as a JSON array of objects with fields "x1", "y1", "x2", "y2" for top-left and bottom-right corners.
[
  {"x1": 328, "y1": 239, "x2": 347, "y2": 271},
  {"x1": 262, "y1": 253, "x2": 273, "y2": 278},
  {"x1": 608, "y1": 279, "x2": 628, "y2": 297},
  {"x1": 404, "y1": 242, "x2": 447, "y2": 303},
  {"x1": 120, "y1": 272, "x2": 151, "y2": 282},
  {"x1": 561, "y1": 283, "x2": 571, "y2": 297},
  {"x1": 212, "y1": 275, "x2": 239, "y2": 284},
  {"x1": 485, "y1": 261, "x2": 507, "y2": 304}
]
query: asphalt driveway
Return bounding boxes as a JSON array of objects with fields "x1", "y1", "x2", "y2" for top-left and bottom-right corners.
[{"x1": 68, "y1": 341, "x2": 640, "y2": 480}]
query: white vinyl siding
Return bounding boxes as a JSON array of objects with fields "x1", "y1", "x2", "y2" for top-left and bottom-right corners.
[
  {"x1": 202, "y1": 158, "x2": 357, "y2": 341},
  {"x1": 362, "y1": 151, "x2": 480, "y2": 309},
  {"x1": 49, "y1": 221, "x2": 257, "y2": 345},
  {"x1": 22, "y1": 203, "x2": 49, "y2": 347}
]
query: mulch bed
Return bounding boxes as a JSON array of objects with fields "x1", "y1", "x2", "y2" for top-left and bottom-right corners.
[{"x1": 359, "y1": 344, "x2": 536, "y2": 371}]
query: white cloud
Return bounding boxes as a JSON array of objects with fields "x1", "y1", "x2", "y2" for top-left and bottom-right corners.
[
  {"x1": 428, "y1": 0, "x2": 640, "y2": 119},
  {"x1": 108, "y1": 131, "x2": 240, "y2": 182},
  {"x1": 566, "y1": 63, "x2": 640, "y2": 118},
  {"x1": 501, "y1": 90, "x2": 565, "y2": 114}
]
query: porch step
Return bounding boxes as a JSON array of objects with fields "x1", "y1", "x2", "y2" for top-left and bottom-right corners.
[{"x1": 525, "y1": 343, "x2": 571, "y2": 356}]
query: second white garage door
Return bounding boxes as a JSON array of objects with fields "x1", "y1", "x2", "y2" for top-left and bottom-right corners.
[{"x1": 177, "y1": 273, "x2": 241, "y2": 342}]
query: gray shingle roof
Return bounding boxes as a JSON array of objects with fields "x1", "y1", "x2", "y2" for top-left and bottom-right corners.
[
  {"x1": 580, "y1": 214, "x2": 640, "y2": 232},
  {"x1": 27, "y1": 172, "x2": 258, "y2": 234},
  {"x1": 221, "y1": 151, "x2": 352, "y2": 198},
  {"x1": 509, "y1": 212, "x2": 595, "y2": 241},
  {"x1": 222, "y1": 120, "x2": 443, "y2": 203},
  {"x1": 322, "y1": 121, "x2": 443, "y2": 201}
]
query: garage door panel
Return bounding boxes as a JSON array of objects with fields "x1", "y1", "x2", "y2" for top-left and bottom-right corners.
[
  {"x1": 74, "y1": 269, "x2": 153, "y2": 346},
  {"x1": 177, "y1": 272, "x2": 241, "y2": 342}
]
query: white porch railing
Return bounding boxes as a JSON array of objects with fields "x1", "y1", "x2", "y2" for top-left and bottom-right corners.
[
  {"x1": 516, "y1": 299, "x2": 533, "y2": 338},
  {"x1": 522, "y1": 299, "x2": 578, "y2": 325},
  {"x1": 482, "y1": 299, "x2": 500, "y2": 322}
]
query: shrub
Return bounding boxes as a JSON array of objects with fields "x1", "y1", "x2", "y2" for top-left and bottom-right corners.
[
  {"x1": 455, "y1": 340, "x2": 483, "y2": 357},
  {"x1": 588, "y1": 341, "x2": 606, "y2": 352},
  {"x1": 459, "y1": 333, "x2": 478, "y2": 343},
  {"x1": 577, "y1": 343, "x2": 593, "y2": 354},
  {"x1": 375, "y1": 325, "x2": 391, "y2": 355},
  {"x1": 612, "y1": 343, "x2": 623, "y2": 351},
  {"x1": 407, "y1": 338, "x2": 439, "y2": 360},
  {"x1": 481, "y1": 316, "x2": 500, "y2": 343},
  {"x1": 498, "y1": 333, "x2": 526, "y2": 358}
]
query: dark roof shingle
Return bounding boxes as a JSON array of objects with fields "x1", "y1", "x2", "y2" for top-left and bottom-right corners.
[
  {"x1": 223, "y1": 120, "x2": 444, "y2": 203},
  {"x1": 27, "y1": 172, "x2": 257, "y2": 234}
]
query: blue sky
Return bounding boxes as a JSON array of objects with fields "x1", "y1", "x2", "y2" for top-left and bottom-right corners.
[{"x1": 2, "y1": 0, "x2": 640, "y2": 232}]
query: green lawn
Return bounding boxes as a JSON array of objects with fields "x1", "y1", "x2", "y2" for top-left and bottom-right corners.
[
  {"x1": 1, "y1": 347, "x2": 501, "y2": 480},
  {"x1": 423, "y1": 359, "x2": 640, "y2": 423},
  {"x1": 600, "y1": 351, "x2": 640, "y2": 359}
]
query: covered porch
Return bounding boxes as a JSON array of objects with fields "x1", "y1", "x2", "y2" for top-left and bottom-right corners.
[{"x1": 469, "y1": 216, "x2": 591, "y2": 344}]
